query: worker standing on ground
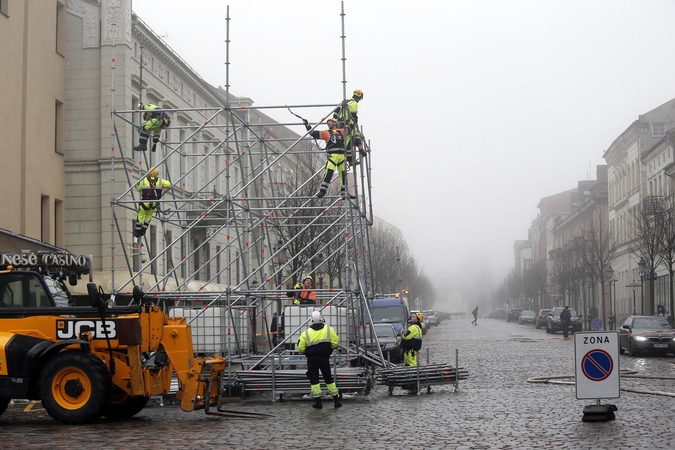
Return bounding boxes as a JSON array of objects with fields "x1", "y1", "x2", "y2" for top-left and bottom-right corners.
[
  {"x1": 297, "y1": 311, "x2": 342, "y2": 409},
  {"x1": 134, "y1": 103, "x2": 171, "y2": 152},
  {"x1": 286, "y1": 275, "x2": 317, "y2": 305},
  {"x1": 401, "y1": 312, "x2": 424, "y2": 366},
  {"x1": 134, "y1": 167, "x2": 171, "y2": 242},
  {"x1": 471, "y1": 306, "x2": 478, "y2": 325},
  {"x1": 336, "y1": 89, "x2": 366, "y2": 165},
  {"x1": 303, "y1": 117, "x2": 363, "y2": 199}
]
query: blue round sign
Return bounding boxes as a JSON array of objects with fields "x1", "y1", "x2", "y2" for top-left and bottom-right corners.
[
  {"x1": 581, "y1": 349, "x2": 613, "y2": 381},
  {"x1": 591, "y1": 318, "x2": 603, "y2": 331}
]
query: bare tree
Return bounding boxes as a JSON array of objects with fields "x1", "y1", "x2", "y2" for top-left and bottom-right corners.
[
  {"x1": 581, "y1": 204, "x2": 614, "y2": 330},
  {"x1": 655, "y1": 194, "x2": 675, "y2": 325},
  {"x1": 630, "y1": 198, "x2": 664, "y2": 315}
]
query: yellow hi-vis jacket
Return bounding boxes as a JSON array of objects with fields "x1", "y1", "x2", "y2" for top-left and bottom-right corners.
[
  {"x1": 401, "y1": 323, "x2": 423, "y2": 351},
  {"x1": 137, "y1": 177, "x2": 171, "y2": 210},
  {"x1": 298, "y1": 323, "x2": 339, "y2": 357}
]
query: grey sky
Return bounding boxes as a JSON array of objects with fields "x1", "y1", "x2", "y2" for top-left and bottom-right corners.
[{"x1": 132, "y1": 0, "x2": 675, "y2": 300}]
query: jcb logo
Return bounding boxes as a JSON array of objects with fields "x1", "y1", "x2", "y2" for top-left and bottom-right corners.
[{"x1": 56, "y1": 320, "x2": 117, "y2": 340}]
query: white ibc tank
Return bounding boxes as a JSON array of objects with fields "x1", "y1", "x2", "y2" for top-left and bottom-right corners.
[{"x1": 169, "y1": 307, "x2": 248, "y2": 353}]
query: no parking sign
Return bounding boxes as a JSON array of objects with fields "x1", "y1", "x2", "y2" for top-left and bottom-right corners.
[{"x1": 574, "y1": 331, "x2": 620, "y2": 399}]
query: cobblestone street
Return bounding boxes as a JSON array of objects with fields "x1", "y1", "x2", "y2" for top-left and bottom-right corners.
[{"x1": 2, "y1": 317, "x2": 674, "y2": 449}]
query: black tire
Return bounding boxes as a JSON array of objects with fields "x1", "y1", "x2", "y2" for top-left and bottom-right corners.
[
  {"x1": 39, "y1": 351, "x2": 112, "y2": 425},
  {"x1": 102, "y1": 386, "x2": 150, "y2": 420},
  {"x1": 628, "y1": 339, "x2": 639, "y2": 357},
  {"x1": 545, "y1": 325, "x2": 551, "y2": 334},
  {"x1": 0, "y1": 399, "x2": 9, "y2": 416}
]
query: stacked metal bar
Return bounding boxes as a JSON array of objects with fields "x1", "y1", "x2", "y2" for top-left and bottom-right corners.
[
  {"x1": 377, "y1": 364, "x2": 468, "y2": 387},
  {"x1": 236, "y1": 368, "x2": 370, "y2": 394}
]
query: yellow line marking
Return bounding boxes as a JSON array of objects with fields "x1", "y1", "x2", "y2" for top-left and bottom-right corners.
[{"x1": 23, "y1": 400, "x2": 44, "y2": 412}]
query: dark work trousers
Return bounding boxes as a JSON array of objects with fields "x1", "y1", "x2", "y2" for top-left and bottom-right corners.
[
  {"x1": 562, "y1": 322, "x2": 570, "y2": 338},
  {"x1": 306, "y1": 355, "x2": 334, "y2": 386}
]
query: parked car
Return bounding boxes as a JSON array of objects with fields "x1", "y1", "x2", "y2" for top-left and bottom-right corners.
[
  {"x1": 535, "y1": 309, "x2": 551, "y2": 329},
  {"x1": 423, "y1": 310, "x2": 439, "y2": 327},
  {"x1": 362, "y1": 323, "x2": 402, "y2": 363},
  {"x1": 618, "y1": 315, "x2": 675, "y2": 356},
  {"x1": 518, "y1": 310, "x2": 536, "y2": 325},
  {"x1": 506, "y1": 308, "x2": 522, "y2": 322},
  {"x1": 546, "y1": 307, "x2": 582, "y2": 334},
  {"x1": 490, "y1": 308, "x2": 506, "y2": 319}
]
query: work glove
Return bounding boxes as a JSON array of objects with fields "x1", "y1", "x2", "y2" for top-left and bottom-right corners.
[
  {"x1": 303, "y1": 119, "x2": 311, "y2": 131},
  {"x1": 293, "y1": 299, "x2": 301, "y2": 305}
]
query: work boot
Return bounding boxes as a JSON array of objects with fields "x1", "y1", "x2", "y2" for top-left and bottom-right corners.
[
  {"x1": 134, "y1": 143, "x2": 147, "y2": 151},
  {"x1": 350, "y1": 159, "x2": 360, "y2": 166},
  {"x1": 332, "y1": 395, "x2": 342, "y2": 408},
  {"x1": 316, "y1": 189, "x2": 326, "y2": 198},
  {"x1": 359, "y1": 148, "x2": 367, "y2": 157},
  {"x1": 312, "y1": 398, "x2": 322, "y2": 409},
  {"x1": 341, "y1": 189, "x2": 356, "y2": 200}
]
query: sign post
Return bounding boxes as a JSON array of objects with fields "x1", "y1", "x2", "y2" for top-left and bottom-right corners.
[{"x1": 574, "y1": 331, "x2": 619, "y2": 422}]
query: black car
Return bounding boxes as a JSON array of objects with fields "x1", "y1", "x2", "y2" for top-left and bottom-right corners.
[
  {"x1": 506, "y1": 308, "x2": 522, "y2": 322},
  {"x1": 519, "y1": 310, "x2": 536, "y2": 325},
  {"x1": 546, "y1": 307, "x2": 582, "y2": 334},
  {"x1": 362, "y1": 323, "x2": 402, "y2": 363},
  {"x1": 535, "y1": 309, "x2": 551, "y2": 329},
  {"x1": 619, "y1": 315, "x2": 675, "y2": 356}
]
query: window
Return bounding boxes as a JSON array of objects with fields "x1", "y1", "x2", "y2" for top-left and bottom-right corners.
[
  {"x1": 652, "y1": 122, "x2": 666, "y2": 137},
  {"x1": 56, "y1": 1, "x2": 66, "y2": 56},
  {"x1": 41, "y1": 195, "x2": 50, "y2": 243},
  {"x1": 165, "y1": 230, "x2": 173, "y2": 275},
  {"x1": 0, "y1": 0, "x2": 8, "y2": 17},
  {"x1": 55, "y1": 100, "x2": 64, "y2": 154}
]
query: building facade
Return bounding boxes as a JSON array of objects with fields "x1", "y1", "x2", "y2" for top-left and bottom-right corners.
[{"x1": 0, "y1": 0, "x2": 67, "y2": 246}]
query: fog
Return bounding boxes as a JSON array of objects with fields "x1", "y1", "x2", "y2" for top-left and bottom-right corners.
[{"x1": 133, "y1": 0, "x2": 675, "y2": 309}]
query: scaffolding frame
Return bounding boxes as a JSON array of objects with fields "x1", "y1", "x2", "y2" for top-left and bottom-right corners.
[{"x1": 97, "y1": 4, "x2": 391, "y2": 392}]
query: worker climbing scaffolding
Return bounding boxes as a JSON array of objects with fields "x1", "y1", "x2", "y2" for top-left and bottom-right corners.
[
  {"x1": 134, "y1": 167, "x2": 171, "y2": 243},
  {"x1": 335, "y1": 89, "x2": 366, "y2": 165},
  {"x1": 133, "y1": 103, "x2": 171, "y2": 152},
  {"x1": 303, "y1": 116, "x2": 361, "y2": 199}
]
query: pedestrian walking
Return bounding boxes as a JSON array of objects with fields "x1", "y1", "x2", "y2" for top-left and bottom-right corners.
[
  {"x1": 471, "y1": 306, "x2": 478, "y2": 325},
  {"x1": 134, "y1": 167, "x2": 171, "y2": 242},
  {"x1": 271, "y1": 312, "x2": 278, "y2": 347},
  {"x1": 560, "y1": 305, "x2": 572, "y2": 339},
  {"x1": 297, "y1": 311, "x2": 342, "y2": 409},
  {"x1": 401, "y1": 312, "x2": 424, "y2": 366}
]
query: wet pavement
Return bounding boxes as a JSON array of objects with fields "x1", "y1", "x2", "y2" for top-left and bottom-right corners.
[{"x1": 2, "y1": 317, "x2": 675, "y2": 449}]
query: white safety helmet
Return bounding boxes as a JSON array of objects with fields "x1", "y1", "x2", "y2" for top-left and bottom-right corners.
[{"x1": 311, "y1": 311, "x2": 324, "y2": 324}]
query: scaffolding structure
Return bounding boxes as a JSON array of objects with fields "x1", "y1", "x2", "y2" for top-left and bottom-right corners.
[{"x1": 99, "y1": 4, "x2": 388, "y2": 395}]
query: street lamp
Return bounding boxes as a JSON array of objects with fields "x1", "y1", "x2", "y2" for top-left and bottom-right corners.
[
  {"x1": 605, "y1": 266, "x2": 616, "y2": 330},
  {"x1": 315, "y1": 252, "x2": 326, "y2": 290},
  {"x1": 638, "y1": 258, "x2": 646, "y2": 315}
]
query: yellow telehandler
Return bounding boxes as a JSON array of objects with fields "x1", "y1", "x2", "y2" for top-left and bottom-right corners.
[{"x1": 0, "y1": 266, "x2": 266, "y2": 424}]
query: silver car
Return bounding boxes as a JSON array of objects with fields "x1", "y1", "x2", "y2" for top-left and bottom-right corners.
[{"x1": 619, "y1": 315, "x2": 675, "y2": 356}]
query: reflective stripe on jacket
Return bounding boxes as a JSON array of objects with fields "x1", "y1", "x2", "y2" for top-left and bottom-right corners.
[{"x1": 298, "y1": 323, "x2": 339, "y2": 357}]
